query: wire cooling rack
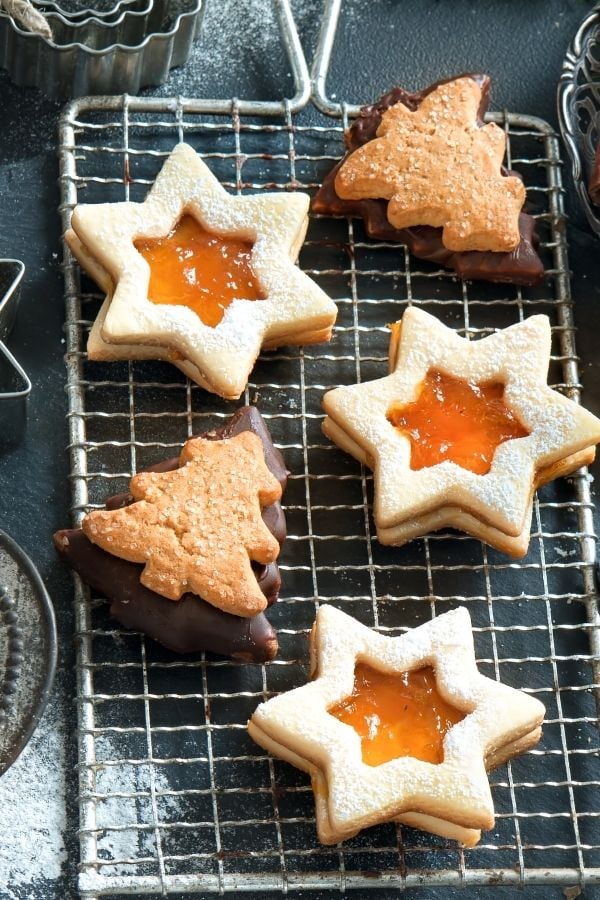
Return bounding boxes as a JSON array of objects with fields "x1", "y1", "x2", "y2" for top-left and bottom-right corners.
[{"x1": 57, "y1": 90, "x2": 600, "y2": 896}]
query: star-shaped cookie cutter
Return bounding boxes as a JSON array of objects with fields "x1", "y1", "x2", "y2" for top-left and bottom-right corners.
[
  {"x1": 322, "y1": 307, "x2": 600, "y2": 542},
  {"x1": 248, "y1": 605, "x2": 545, "y2": 846},
  {"x1": 66, "y1": 142, "x2": 337, "y2": 399},
  {"x1": 0, "y1": 259, "x2": 32, "y2": 401}
]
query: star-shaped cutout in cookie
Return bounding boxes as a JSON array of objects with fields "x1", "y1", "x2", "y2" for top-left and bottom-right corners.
[
  {"x1": 66, "y1": 143, "x2": 337, "y2": 399},
  {"x1": 82, "y1": 431, "x2": 282, "y2": 617},
  {"x1": 322, "y1": 307, "x2": 600, "y2": 539},
  {"x1": 334, "y1": 76, "x2": 525, "y2": 252},
  {"x1": 249, "y1": 605, "x2": 545, "y2": 844}
]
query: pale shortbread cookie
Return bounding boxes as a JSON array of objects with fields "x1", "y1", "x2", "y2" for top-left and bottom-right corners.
[
  {"x1": 65, "y1": 231, "x2": 211, "y2": 385},
  {"x1": 68, "y1": 232, "x2": 331, "y2": 392},
  {"x1": 376, "y1": 447, "x2": 594, "y2": 552},
  {"x1": 67, "y1": 142, "x2": 337, "y2": 399},
  {"x1": 248, "y1": 605, "x2": 545, "y2": 845},
  {"x1": 323, "y1": 414, "x2": 595, "y2": 555},
  {"x1": 322, "y1": 307, "x2": 600, "y2": 542},
  {"x1": 250, "y1": 722, "x2": 541, "y2": 847},
  {"x1": 335, "y1": 76, "x2": 525, "y2": 253}
]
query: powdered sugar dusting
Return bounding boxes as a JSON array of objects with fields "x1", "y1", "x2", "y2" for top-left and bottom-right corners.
[
  {"x1": 251, "y1": 605, "x2": 544, "y2": 842},
  {"x1": 92, "y1": 750, "x2": 183, "y2": 877},
  {"x1": 73, "y1": 143, "x2": 336, "y2": 399},
  {"x1": 323, "y1": 308, "x2": 600, "y2": 540},
  {"x1": 155, "y1": 0, "x2": 322, "y2": 99},
  {"x1": 0, "y1": 698, "x2": 67, "y2": 895}
]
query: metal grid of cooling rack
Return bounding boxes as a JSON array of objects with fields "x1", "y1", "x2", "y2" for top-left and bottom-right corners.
[{"x1": 58, "y1": 94, "x2": 600, "y2": 896}]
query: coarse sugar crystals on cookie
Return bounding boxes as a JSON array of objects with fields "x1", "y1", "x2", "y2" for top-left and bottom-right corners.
[
  {"x1": 248, "y1": 605, "x2": 545, "y2": 845},
  {"x1": 312, "y1": 74, "x2": 544, "y2": 286},
  {"x1": 334, "y1": 76, "x2": 525, "y2": 252},
  {"x1": 54, "y1": 406, "x2": 288, "y2": 662},
  {"x1": 82, "y1": 430, "x2": 281, "y2": 617},
  {"x1": 66, "y1": 142, "x2": 338, "y2": 399},
  {"x1": 321, "y1": 307, "x2": 600, "y2": 555}
]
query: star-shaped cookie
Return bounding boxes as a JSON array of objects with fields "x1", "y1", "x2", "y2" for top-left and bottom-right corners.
[
  {"x1": 248, "y1": 605, "x2": 545, "y2": 845},
  {"x1": 322, "y1": 307, "x2": 600, "y2": 549},
  {"x1": 82, "y1": 430, "x2": 282, "y2": 617},
  {"x1": 66, "y1": 142, "x2": 337, "y2": 399}
]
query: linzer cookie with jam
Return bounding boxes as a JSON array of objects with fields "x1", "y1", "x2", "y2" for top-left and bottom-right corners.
[
  {"x1": 66, "y1": 142, "x2": 337, "y2": 399},
  {"x1": 249, "y1": 605, "x2": 545, "y2": 845},
  {"x1": 312, "y1": 74, "x2": 544, "y2": 285},
  {"x1": 321, "y1": 307, "x2": 600, "y2": 556},
  {"x1": 54, "y1": 407, "x2": 287, "y2": 662}
]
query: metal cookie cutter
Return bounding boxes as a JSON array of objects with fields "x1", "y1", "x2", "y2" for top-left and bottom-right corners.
[
  {"x1": 32, "y1": 0, "x2": 141, "y2": 19},
  {"x1": 0, "y1": 0, "x2": 204, "y2": 97},
  {"x1": 0, "y1": 260, "x2": 31, "y2": 402},
  {"x1": 43, "y1": 0, "x2": 155, "y2": 52}
]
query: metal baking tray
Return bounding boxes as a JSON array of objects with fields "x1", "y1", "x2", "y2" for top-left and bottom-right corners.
[
  {"x1": 57, "y1": 12, "x2": 599, "y2": 897},
  {"x1": 558, "y1": 2, "x2": 600, "y2": 237}
]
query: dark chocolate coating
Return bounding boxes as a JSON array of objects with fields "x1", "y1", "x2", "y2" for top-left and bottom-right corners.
[
  {"x1": 54, "y1": 406, "x2": 287, "y2": 661},
  {"x1": 589, "y1": 144, "x2": 600, "y2": 206},
  {"x1": 54, "y1": 530, "x2": 278, "y2": 662},
  {"x1": 312, "y1": 74, "x2": 544, "y2": 287}
]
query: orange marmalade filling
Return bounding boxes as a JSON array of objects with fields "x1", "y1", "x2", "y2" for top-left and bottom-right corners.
[
  {"x1": 386, "y1": 369, "x2": 529, "y2": 475},
  {"x1": 329, "y1": 664, "x2": 464, "y2": 767},
  {"x1": 134, "y1": 215, "x2": 266, "y2": 328}
]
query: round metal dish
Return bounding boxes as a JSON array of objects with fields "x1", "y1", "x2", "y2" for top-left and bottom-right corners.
[
  {"x1": 558, "y1": 2, "x2": 600, "y2": 236},
  {"x1": 0, "y1": 530, "x2": 57, "y2": 776}
]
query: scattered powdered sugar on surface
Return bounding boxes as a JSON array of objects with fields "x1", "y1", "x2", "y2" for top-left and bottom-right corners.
[
  {"x1": 555, "y1": 545, "x2": 577, "y2": 558},
  {"x1": 92, "y1": 737, "x2": 184, "y2": 876},
  {"x1": 149, "y1": 0, "x2": 370, "y2": 103},
  {"x1": 0, "y1": 698, "x2": 67, "y2": 896}
]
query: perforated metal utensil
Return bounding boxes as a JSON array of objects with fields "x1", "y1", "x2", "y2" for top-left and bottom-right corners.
[{"x1": 558, "y1": 2, "x2": 600, "y2": 236}]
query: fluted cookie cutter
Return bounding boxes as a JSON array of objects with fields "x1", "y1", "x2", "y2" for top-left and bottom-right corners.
[
  {"x1": 0, "y1": 0, "x2": 203, "y2": 96},
  {"x1": 43, "y1": 0, "x2": 154, "y2": 51},
  {"x1": 33, "y1": 0, "x2": 140, "y2": 20},
  {"x1": 0, "y1": 260, "x2": 31, "y2": 402}
]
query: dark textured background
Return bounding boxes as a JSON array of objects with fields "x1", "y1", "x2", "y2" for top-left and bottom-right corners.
[{"x1": 0, "y1": 0, "x2": 598, "y2": 896}]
